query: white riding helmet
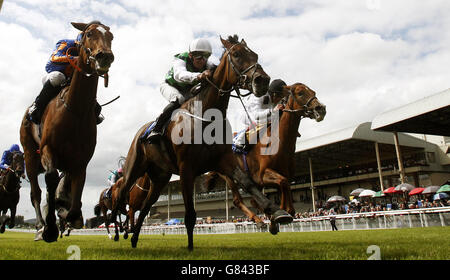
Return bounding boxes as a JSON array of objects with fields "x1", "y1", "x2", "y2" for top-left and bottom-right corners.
[{"x1": 189, "y1": 38, "x2": 212, "y2": 54}]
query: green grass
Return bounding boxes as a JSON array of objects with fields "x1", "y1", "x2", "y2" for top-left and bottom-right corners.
[{"x1": 0, "y1": 227, "x2": 449, "y2": 260}]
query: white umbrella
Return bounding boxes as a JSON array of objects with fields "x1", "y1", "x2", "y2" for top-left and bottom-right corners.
[
  {"x1": 359, "y1": 190, "x2": 376, "y2": 197},
  {"x1": 350, "y1": 188, "x2": 366, "y2": 196},
  {"x1": 394, "y1": 183, "x2": 415, "y2": 192},
  {"x1": 327, "y1": 195, "x2": 346, "y2": 203}
]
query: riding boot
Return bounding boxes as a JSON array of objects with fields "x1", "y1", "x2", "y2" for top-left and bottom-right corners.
[
  {"x1": 146, "y1": 101, "x2": 180, "y2": 143},
  {"x1": 95, "y1": 102, "x2": 104, "y2": 124},
  {"x1": 27, "y1": 80, "x2": 62, "y2": 124}
]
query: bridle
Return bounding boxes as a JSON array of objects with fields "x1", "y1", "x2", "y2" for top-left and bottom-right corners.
[
  {"x1": 65, "y1": 23, "x2": 110, "y2": 87},
  {"x1": 282, "y1": 89, "x2": 319, "y2": 119},
  {"x1": 205, "y1": 42, "x2": 261, "y2": 97}
]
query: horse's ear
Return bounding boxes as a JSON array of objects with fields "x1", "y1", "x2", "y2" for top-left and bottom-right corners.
[
  {"x1": 71, "y1": 22, "x2": 88, "y2": 31},
  {"x1": 220, "y1": 36, "x2": 232, "y2": 49},
  {"x1": 240, "y1": 39, "x2": 247, "y2": 46}
]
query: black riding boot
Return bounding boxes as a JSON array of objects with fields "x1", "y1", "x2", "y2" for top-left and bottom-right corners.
[
  {"x1": 146, "y1": 101, "x2": 180, "y2": 143},
  {"x1": 28, "y1": 80, "x2": 62, "y2": 124}
]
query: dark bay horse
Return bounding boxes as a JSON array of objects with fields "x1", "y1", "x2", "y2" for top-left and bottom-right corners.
[
  {"x1": 204, "y1": 83, "x2": 326, "y2": 233},
  {"x1": 94, "y1": 179, "x2": 128, "y2": 240},
  {"x1": 111, "y1": 35, "x2": 287, "y2": 250},
  {"x1": 0, "y1": 151, "x2": 25, "y2": 233},
  {"x1": 20, "y1": 21, "x2": 114, "y2": 242}
]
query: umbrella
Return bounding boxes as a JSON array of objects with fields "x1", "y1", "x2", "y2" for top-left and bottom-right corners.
[
  {"x1": 394, "y1": 183, "x2": 415, "y2": 192},
  {"x1": 327, "y1": 195, "x2": 346, "y2": 203},
  {"x1": 437, "y1": 184, "x2": 450, "y2": 193},
  {"x1": 409, "y1": 187, "x2": 425, "y2": 196},
  {"x1": 422, "y1": 186, "x2": 440, "y2": 195},
  {"x1": 373, "y1": 191, "x2": 385, "y2": 198},
  {"x1": 433, "y1": 193, "x2": 449, "y2": 200},
  {"x1": 383, "y1": 187, "x2": 398, "y2": 194},
  {"x1": 350, "y1": 188, "x2": 366, "y2": 196},
  {"x1": 359, "y1": 190, "x2": 376, "y2": 197}
]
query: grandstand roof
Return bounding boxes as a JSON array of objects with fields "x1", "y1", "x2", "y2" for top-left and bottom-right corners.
[
  {"x1": 293, "y1": 122, "x2": 433, "y2": 176},
  {"x1": 371, "y1": 88, "x2": 450, "y2": 136}
]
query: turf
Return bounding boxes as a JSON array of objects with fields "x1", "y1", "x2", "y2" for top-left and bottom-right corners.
[{"x1": 0, "y1": 227, "x2": 448, "y2": 260}]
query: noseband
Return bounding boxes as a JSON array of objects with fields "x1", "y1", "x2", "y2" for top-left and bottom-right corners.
[{"x1": 282, "y1": 90, "x2": 318, "y2": 119}]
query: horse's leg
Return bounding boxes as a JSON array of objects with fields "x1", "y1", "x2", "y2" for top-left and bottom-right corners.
[
  {"x1": 0, "y1": 218, "x2": 9, "y2": 233},
  {"x1": 131, "y1": 172, "x2": 169, "y2": 248},
  {"x1": 231, "y1": 166, "x2": 291, "y2": 224},
  {"x1": 122, "y1": 213, "x2": 129, "y2": 239},
  {"x1": 42, "y1": 170, "x2": 60, "y2": 242},
  {"x1": 66, "y1": 171, "x2": 86, "y2": 229},
  {"x1": 59, "y1": 219, "x2": 64, "y2": 238},
  {"x1": 26, "y1": 161, "x2": 45, "y2": 239},
  {"x1": 103, "y1": 206, "x2": 112, "y2": 239},
  {"x1": 180, "y1": 165, "x2": 196, "y2": 251},
  {"x1": 128, "y1": 208, "x2": 135, "y2": 234},
  {"x1": 262, "y1": 168, "x2": 295, "y2": 216},
  {"x1": 221, "y1": 174, "x2": 264, "y2": 227},
  {"x1": 8, "y1": 206, "x2": 16, "y2": 229}
]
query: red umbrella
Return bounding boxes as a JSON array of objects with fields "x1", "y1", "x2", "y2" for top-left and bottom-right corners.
[
  {"x1": 409, "y1": 187, "x2": 425, "y2": 196},
  {"x1": 383, "y1": 187, "x2": 398, "y2": 194}
]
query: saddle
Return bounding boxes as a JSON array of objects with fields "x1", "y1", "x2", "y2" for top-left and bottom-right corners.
[{"x1": 232, "y1": 122, "x2": 271, "y2": 154}]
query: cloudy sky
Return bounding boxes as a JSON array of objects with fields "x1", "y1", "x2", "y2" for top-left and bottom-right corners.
[{"x1": 1, "y1": 0, "x2": 449, "y2": 220}]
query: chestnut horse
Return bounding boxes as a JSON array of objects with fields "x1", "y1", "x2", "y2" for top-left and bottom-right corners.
[
  {"x1": 0, "y1": 151, "x2": 25, "y2": 233},
  {"x1": 20, "y1": 21, "x2": 114, "y2": 242},
  {"x1": 204, "y1": 83, "x2": 326, "y2": 233},
  {"x1": 94, "y1": 179, "x2": 128, "y2": 240},
  {"x1": 111, "y1": 35, "x2": 290, "y2": 250}
]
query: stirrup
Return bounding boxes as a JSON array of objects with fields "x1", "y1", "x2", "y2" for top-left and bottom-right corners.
[{"x1": 96, "y1": 114, "x2": 105, "y2": 125}]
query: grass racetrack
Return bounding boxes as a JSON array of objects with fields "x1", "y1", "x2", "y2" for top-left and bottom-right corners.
[{"x1": 0, "y1": 227, "x2": 449, "y2": 260}]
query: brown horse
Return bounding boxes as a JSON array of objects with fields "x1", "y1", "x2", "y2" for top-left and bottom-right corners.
[
  {"x1": 0, "y1": 151, "x2": 25, "y2": 233},
  {"x1": 20, "y1": 21, "x2": 114, "y2": 242},
  {"x1": 94, "y1": 179, "x2": 128, "y2": 240},
  {"x1": 204, "y1": 83, "x2": 326, "y2": 233},
  {"x1": 111, "y1": 35, "x2": 288, "y2": 250},
  {"x1": 126, "y1": 173, "x2": 151, "y2": 235}
]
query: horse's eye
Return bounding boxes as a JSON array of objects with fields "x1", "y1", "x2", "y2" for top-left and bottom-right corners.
[
  {"x1": 232, "y1": 51, "x2": 240, "y2": 58},
  {"x1": 86, "y1": 31, "x2": 92, "y2": 38}
]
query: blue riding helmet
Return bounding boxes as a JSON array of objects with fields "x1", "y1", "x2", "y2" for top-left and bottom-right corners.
[{"x1": 9, "y1": 144, "x2": 20, "y2": 153}]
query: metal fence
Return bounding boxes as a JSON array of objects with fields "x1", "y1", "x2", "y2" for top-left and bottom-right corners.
[{"x1": 10, "y1": 207, "x2": 450, "y2": 236}]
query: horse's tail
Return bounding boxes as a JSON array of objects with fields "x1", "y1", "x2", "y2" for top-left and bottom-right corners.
[{"x1": 94, "y1": 204, "x2": 101, "y2": 217}]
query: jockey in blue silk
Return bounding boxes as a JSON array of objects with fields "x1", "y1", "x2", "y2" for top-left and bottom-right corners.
[
  {"x1": 27, "y1": 22, "x2": 104, "y2": 125},
  {"x1": 0, "y1": 144, "x2": 23, "y2": 171},
  {"x1": 145, "y1": 38, "x2": 216, "y2": 143}
]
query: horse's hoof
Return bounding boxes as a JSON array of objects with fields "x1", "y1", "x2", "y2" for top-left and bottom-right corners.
[
  {"x1": 108, "y1": 233, "x2": 113, "y2": 240},
  {"x1": 0, "y1": 225, "x2": 5, "y2": 234},
  {"x1": 269, "y1": 222, "x2": 279, "y2": 235},
  {"x1": 34, "y1": 227, "x2": 44, "y2": 241},
  {"x1": 124, "y1": 232, "x2": 128, "y2": 239},
  {"x1": 131, "y1": 235, "x2": 138, "y2": 248},
  {"x1": 67, "y1": 210, "x2": 83, "y2": 229},
  {"x1": 114, "y1": 234, "x2": 119, "y2": 242},
  {"x1": 273, "y1": 209, "x2": 293, "y2": 225},
  {"x1": 42, "y1": 224, "x2": 59, "y2": 243}
]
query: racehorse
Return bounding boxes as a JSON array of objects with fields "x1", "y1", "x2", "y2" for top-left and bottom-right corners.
[
  {"x1": 111, "y1": 35, "x2": 288, "y2": 250},
  {"x1": 0, "y1": 151, "x2": 25, "y2": 233},
  {"x1": 204, "y1": 83, "x2": 326, "y2": 234},
  {"x1": 94, "y1": 179, "x2": 128, "y2": 240},
  {"x1": 20, "y1": 21, "x2": 114, "y2": 242},
  {"x1": 126, "y1": 173, "x2": 151, "y2": 236}
]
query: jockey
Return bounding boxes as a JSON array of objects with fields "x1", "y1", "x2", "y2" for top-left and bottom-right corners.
[
  {"x1": 145, "y1": 38, "x2": 216, "y2": 143},
  {"x1": 27, "y1": 23, "x2": 104, "y2": 125},
  {"x1": 232, "y1": 79, "x2": 287, "y2": 153},
  {"x1": 0, "y1": 144, "x2": 22, "y2": 171},
  {"x1": 105, "y1": 167, "x2": 123, "y2": 199}
]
